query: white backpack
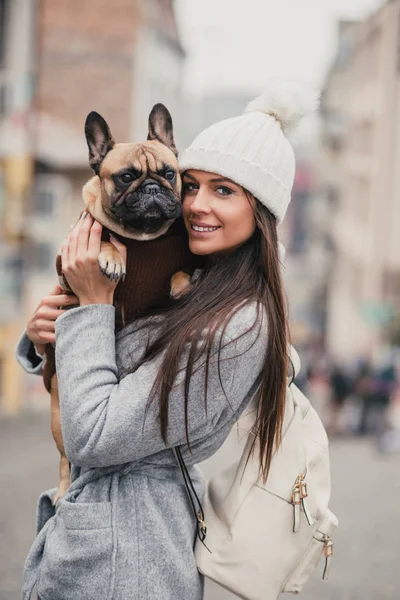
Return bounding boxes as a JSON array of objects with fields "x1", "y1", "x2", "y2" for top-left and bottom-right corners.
[{"x1": 175, "y1": 348, "x2": 338, "y2": 599}]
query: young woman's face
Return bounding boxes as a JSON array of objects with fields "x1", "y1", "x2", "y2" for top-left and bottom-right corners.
[{"x1": 182, "y1": 170, "x2": 256, "y2": 256}]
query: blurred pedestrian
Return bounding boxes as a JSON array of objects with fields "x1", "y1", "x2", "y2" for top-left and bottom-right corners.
[
  {"x1": 379, "y1": 383, "x2": 400, "y2": 453},
  {"x1": 356, "y1": 352, "x2": 396, "y2": 438},
  {"x1": 327, "y1": 363, "x2": 350, "y2": 436},
  {"x1": 355, "y1": 359, "x2": 374, "y2": 436},
  {"x1": 371, "y1": 361, "x2": 396, "y2": 439}
]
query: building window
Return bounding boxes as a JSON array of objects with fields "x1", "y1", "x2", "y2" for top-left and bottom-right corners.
[
  {"x1": 383, "y1": 269, "x2": 400, "y2": 300},
  {"x1": 0, "y1": 0, "x2": 9, "y2": 68},
  {"x1": 34, "y1": 189, "x2": 55, "y2": 216},
  {"x1": 30, "y1": 242, "x2": 53, "y2": 271},
  {"x1": 397, "y1": 10, "x2": 400, "y2": 74},
  {"x1": 290, "y1": 191, "x2": 309, "y2": 254},
  {"x1": 0, "y1": 355, "x2": 3, "y2": 403},
  {"x1": 0, "y1": 243, "x2": 23, "y2": 322},
  {"x1": 0, "y1": 166, "x2": 4, "y2": 217},
  {"x1": 36, "y1": 243, "x2": 53, "y2": 270},
  {"x1": 326, "y1": 185, "x2": 339, "y2": 208},
  {"x1": 33, "y1": 174, "x2": 70, "y2": 219},
  {"x1": 0, "y1": 81, "x2": 7, "y2": 116}
]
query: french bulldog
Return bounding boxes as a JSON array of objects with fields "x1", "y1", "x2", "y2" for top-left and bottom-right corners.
[{"x1": 44, "y1": 104, "x2": 198, "y2": 504}]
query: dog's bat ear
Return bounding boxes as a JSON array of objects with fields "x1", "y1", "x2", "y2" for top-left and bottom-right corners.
[
  {"x1": 147, "y1": 104, "x2": 178, "y2": 157},
  {"x1": 85, "y1": 112, "x2": 115, "y2": 174}
]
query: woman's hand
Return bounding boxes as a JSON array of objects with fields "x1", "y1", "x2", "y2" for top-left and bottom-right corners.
[
  {"x1": 26, "y1": 284, "x2": 79, "y2": 353},
  {"x1": 61, "y1": 212, "x2": 127, "y2": 306}
]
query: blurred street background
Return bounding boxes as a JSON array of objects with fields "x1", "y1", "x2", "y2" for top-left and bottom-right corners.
[{"x1": 1, "y1": 0, "x2": 400, "y2": 598}]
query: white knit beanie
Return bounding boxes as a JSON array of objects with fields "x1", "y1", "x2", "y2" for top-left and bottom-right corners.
[{"x1": 179, "y1": 81, "x2": 319, "y2": 223}]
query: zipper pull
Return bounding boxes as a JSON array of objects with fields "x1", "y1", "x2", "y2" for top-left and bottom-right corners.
[
  {"x1": 292, "y1": 479, "x2": 302, "y2": 533},
  {"x1": 299, "y1": 480, "x2": 314, "y2": 526},
  {"x1": 292, "y1": 473, "x2": 314, "y2": 531},
  {"x1": 197, "y1": 510, "x2": 207, "y2": 539},
  {"x1": 322, "y1": 536, "x2": 333, "y2": 580}
]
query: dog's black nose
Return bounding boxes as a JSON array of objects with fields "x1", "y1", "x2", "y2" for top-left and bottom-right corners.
[{"x1": 142, "y1": 181, "x2": 161, "y2": 194}]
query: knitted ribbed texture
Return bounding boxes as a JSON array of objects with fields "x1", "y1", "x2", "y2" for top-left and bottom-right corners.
[
  {"x1": 111, "y1": 218, "x2": 199, "y2": 330},
  {"x1": 179, "y1": 111, "x2": 294, "y2": 223}
]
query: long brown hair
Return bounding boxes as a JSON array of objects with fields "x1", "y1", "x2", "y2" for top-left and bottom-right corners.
[{"x1": 129, "y1": 196, "x2": 289, "y2": 481}]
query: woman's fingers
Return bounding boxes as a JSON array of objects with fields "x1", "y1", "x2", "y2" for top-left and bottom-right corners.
[
  {"x1": 66, "y1": 214, "x2": 83, "y2": 258},
  {"x1": 66, "y1": 210, "x2": 89, "y2": 258},
  {"x1": 61, "y1": 236, "x2": 69, "y2": 272},
  {"x1": 26, "y1": 284, "x2": 79, "y2": 347},
  {"x1": 87, "y1": 218, "x2": 102, "y2": 258},
  {"x1": 38, "y1": 306, "x2": 71, "y2": 320},
  {"x1": 48, "y1": 284, "x2": 65, "y2": 296},
  {"x1": 43, "y1": 293, "x2": 79, "y2": 308},
  {"x1": 63, "y1": 212, "x2": 102, "y2": 270},
  {"x1": 30, "y1": 302, "x2": 76, "y2": 343},
  {"x1": 27, "y1": 313, "x2": 57, "y2": 346},
  {"x1": 35, "y1": 332, "x2": 56, "y2": 345},
  {"x1": 35, "y1": 318, "x2": 57, "y2": 333},
  {"x1": 76, "y1": 212, "x2": 94, "y2": 257}
]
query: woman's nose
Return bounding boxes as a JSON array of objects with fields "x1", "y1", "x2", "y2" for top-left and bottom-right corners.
[{"x1": 189, "y1": 188, "x2": 211, "y2": 213}]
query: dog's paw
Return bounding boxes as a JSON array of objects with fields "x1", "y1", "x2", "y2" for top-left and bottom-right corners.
[
  {"x1": 170, "y1": 271, "x2": 192, "y2": 298},
  {"x1": 98, "y1": 241, "x2": 126, "y2": 282}
]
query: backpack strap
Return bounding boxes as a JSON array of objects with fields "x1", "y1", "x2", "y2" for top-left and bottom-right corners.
[
  {"x1": 172, "y1": 447, "x2": 210, "y2": 549},
  {"x1": 289, "y1": 345, "x2": 301, "y2": 381},
  {"x1": 290, "y1": 383, "x2": 311, "y2": 418}
]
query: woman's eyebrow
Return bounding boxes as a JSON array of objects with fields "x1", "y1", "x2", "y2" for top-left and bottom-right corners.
[
  {"x1": 209, "y1": 177, "x2": 235, "y2": 184},
  {"x1": 182, "y1": 174, "x2": 236, "y2": 185}
]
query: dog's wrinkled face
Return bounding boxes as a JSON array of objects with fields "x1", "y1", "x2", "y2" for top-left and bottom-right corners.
[
  {"x1": 100, "y1": 140, "x2": 181, "y2": 235},
  {"x1": 83, "y1": 104, "x2": 182, "y2": 239}
]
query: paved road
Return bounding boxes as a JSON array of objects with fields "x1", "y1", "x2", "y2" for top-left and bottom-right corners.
[{"x1": 1, "y1": 413, "x2": 399, "y2": 600}]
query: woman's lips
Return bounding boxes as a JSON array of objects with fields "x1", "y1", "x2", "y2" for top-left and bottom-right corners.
[{"x1": 190, "y1": 224, "x2": 221, "y2": 237}]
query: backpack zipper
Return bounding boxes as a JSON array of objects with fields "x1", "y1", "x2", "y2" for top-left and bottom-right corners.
[
  {"x1": 319, "y1": 533, "x2": 333, "y2": 580},
  {"x1": 291, "y1": 472, "x2": 314, "y2": 532}
]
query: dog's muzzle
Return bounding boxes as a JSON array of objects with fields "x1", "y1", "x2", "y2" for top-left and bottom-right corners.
[{"x1": 111, "y1": 179, "x2": 181, "y2": 234}]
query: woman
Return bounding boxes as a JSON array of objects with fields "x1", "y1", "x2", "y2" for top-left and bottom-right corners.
[{"x1": 16, "y1": 81, "x2": 317, "y2": 600}]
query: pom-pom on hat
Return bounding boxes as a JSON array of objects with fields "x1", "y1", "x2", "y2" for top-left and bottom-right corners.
[{"x1": 179, "y1": 80, "x2": 319, "y2": 223}]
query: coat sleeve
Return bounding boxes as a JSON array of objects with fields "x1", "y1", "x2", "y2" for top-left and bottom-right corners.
[
  {"x1": 15, "y1": 330, "x2": 45, "y2": 375},
  {"x1": 55, "y1": 304, "x2": 267, "y2": 467}
]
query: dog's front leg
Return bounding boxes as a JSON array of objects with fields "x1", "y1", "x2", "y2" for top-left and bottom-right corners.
[
  {"x1": 98, "y1": 241, "x2": 126, "y2": 281},
  {"x1": 50, "y1": 374, "x2": 70, "y2": 505},
  {"x1": 170, "y1": 271, "x2": 192, "y2": 298}
]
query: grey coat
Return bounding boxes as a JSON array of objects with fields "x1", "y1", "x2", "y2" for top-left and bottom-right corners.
[{"x1": 16, "y1": 302, "x2": 267, "y2": 600}]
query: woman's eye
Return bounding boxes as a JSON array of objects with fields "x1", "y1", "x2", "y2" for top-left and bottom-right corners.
[
  {"x1": 119, "y1": 173, "x2": 134, "y2": 184},
  {"x1": 183, "y1": 183, "x2": 198, "y2": 193},
  {"x1": 165, "y1": 169, "x2": 176, "y2": 181},
  {"x1": 216, "y1": 186, "x2": 233, "y2": 196}
]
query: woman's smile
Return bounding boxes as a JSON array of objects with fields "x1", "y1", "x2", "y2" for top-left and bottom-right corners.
[{"x1": 190, "y1": 221, "x2": 222, "y2": 236}]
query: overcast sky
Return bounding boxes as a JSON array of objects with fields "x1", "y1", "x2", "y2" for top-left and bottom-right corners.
[{"x1": 175, "y1": 0, "x2": 384, "y2": 97}]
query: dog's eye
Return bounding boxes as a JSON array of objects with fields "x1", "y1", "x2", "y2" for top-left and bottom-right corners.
[
  {"x1": 119, "y1": 173, "x2": 134, "y2": 184},
  {"x1": 165, "y1": 169, "x2": 176, "y2": 181}
]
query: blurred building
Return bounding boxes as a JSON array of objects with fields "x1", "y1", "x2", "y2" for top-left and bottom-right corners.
[
  {"x1": 321, "y1": 4, "x2": 400, "y2": 363},
  {"x1": 0, "y1": 0, "x2": 35, "y2": 414},
  {"x1": 0, "y1": 0, "x2": 185, "y2": 413},
  {"x1": 181, "y1": 92, "x2": 253, "y2": 148},
  {"x1": 281, "y1": 160, "x2": 331, "y2": 350}
]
